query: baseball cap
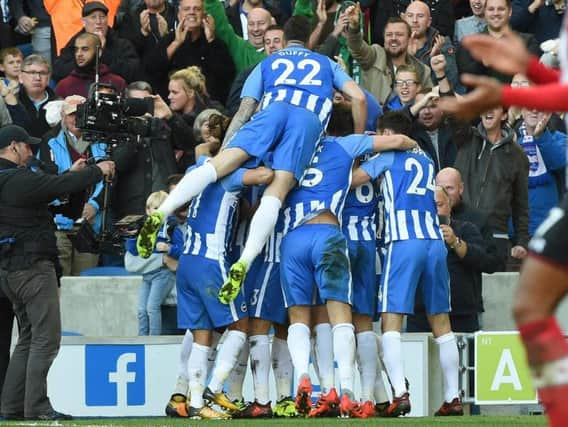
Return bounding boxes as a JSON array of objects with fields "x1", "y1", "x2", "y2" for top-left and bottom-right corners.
[
  {"x1": 0, "y1": 125, "x2": 41, "y2": 149},
  {"x1": 82, "y1": 1, "x2": 109, "y2": 17},
  {"x1": 62, "y1": 95, "x2": 86, "y2": 116}
]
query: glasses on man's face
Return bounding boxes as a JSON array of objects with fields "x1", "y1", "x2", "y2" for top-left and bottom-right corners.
[
  {"x1": 395, "y1": 79, "x2": 418, "y2": 87},
  {"x1": 21, "y1": 69, "x2": 50, "y2": 78}
]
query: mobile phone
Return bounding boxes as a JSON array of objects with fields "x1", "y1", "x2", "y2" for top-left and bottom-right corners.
[
  {"x1": 149, "y1": 12, "x2": 159, "y2": 35},
  {"x1": 438, "y1": 214, "x2": 449, "y2": 225}
]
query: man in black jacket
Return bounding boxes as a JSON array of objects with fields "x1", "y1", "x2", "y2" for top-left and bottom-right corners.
[
  {"x1": 142, "y1": 0, "x2": 235, "y2": 102},
  {"x1": 6, "y1": 55, "x2": 56, "y2": 138},
  {"x1": 52, "y1": 1, "x2": 141, "y2": 83},
  {"x1": 111, "y1": 81, "x2": 191, "y2": 218},
  {"x1": 0, "y1": 125, "x2": 115, "y2": 421},
  {"x1": 407, "y1": 185, "x2": 491, "y2": 334},
  {"x1": 436, "y1": 167, "x2": 503, "y2": 273},
  {"x1": 116, "y1": 0, "x2": 178, "y2": 57}
]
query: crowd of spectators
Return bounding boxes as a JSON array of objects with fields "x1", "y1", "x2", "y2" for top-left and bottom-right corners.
[{"x1": 0, "y1": 0, "x2": 565, "y2": 329}]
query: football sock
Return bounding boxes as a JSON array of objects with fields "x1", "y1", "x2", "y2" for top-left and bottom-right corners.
[
  {"x1": 206, "y1": 331, "x2": 221, "y2": 375},
  {"x1": 436, "y1": 332, "x2": 459, "y2": 402},
  {"x1": 272, "y1": 336, "x2": 294, "y2": 400},
  {"x1": 310, "y1": 335, "x2": 320, "y2": 381},
  {"x1": 357, "y1": 331, "x2": 378, "y2": 402},
  {"x1": 175, "y1": 329, "x2": 193, "y2": 395},
  {"x1": 314, "y1": 323, "x2": 335, "y2": 394},
  {"x1": 382, "y1": 331, "x2": 407, "y2": 397},
  {"x1": 226, "y1": 341, "x2": 249, "y2": 401},
  {"x1": 375, "y1": 333, "x2": 390, "y2": 403},
  {"x1": 159, "y1": 161, "x2": 217, "y2": 216},
  {"x1": 519, "y1": 317, "x2": 568, "y2": 427},
  {"x1": 209, "y1": 330, "x2": 247, "y2": 394},
  {"x1": 288, "y1": 322, "x2": 311, "y2": 384},
  {"x1": 188, "y1": 343, "x2": 210, "y2": 408},
  {"x1": 333, "y1": 323, "x2": 356, "y2": 395},
  {"x1": 249, "y1": 334, "x2": 271, "y2": 404},
  {"x1": 240, "y1": 196, "x2": 281, "y2": 267}
]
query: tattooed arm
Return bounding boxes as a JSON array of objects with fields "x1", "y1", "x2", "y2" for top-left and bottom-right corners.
[{"x1": 222, "y1": 97, "x2": 259, "y2": 147}]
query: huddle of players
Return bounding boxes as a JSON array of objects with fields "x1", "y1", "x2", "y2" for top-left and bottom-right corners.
[
  {"x1": 135, "y1": 15, "x2": 461, "y2": 420},
  {"x1": 162, "y1": 106, "x2": 461, "y2": 420}
]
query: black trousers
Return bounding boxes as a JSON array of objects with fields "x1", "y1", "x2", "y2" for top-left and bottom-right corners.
[
  {"x1": 0, "y1": 260, "x2": 60, "y2": 417},
  {"x1": 0, "y1": 296, "x2": 14, "y2": 401}
]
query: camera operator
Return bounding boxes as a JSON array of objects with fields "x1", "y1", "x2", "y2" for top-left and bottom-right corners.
[
  {"x1": 37, "y1": 95, "x2": 108, "y2": 276},
  {"x1": 111, "y1": 81, "x2": 190, "y2": 219},
  {"x1": 0, "y1": 124, "x2": 114, "y2": 421}
]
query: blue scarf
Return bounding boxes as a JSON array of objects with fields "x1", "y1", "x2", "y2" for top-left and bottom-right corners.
[{"x1": 518, "y1": 122, "x2": 552, "y2": 188}]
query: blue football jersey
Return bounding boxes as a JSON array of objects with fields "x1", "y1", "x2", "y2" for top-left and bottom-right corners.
[
  {"x1": 242, "y1": 46, "x2": 351, "y2": 125},
  {"x1": 183, "y1": 157, "x2": 247, "y2": 260},
  {"x1": 283, "y1": 134, "x2": 374, "y2": 233},
  {"x1": 361, "y1": 148, "x2": 442, "y2": 243},
  {"x1": 342, "y1": 177, "x2": 379, "y2": 242}
]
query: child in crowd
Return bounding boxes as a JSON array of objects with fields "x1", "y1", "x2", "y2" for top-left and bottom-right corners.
[
  {"x1": 0, "y1": 48, "x2": 23, "y2": 104},
  {"x1": 385, "y1": 65, "x2": 423, "y2": 112},
  {"x1": 125, "y1": 191, "x2": 178, "y2": 336}
]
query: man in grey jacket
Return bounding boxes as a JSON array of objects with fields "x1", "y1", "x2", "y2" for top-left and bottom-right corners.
[{"x1": 454, "y1": 105, "x2": 529, "y2": 271}]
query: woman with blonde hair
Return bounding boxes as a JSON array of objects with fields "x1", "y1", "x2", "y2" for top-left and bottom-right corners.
[
  {"x1": 168, "y1": 66, "x2": 223, "y2": 116},
  {"x1": 167, "y1": 66, "x2": 224, "y2": 168}
]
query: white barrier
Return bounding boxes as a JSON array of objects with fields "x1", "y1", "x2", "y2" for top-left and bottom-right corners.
[{"x1": 47, "y1": 335, "x2": 434, "y2": 417}]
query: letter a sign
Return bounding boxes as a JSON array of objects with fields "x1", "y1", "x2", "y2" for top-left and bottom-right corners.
[{"x1": 475, "y1": 332, "x2": 537, "y2": 404}]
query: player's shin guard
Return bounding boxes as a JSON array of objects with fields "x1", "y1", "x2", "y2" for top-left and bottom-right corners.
[
  {"x1": 226, "y1": 340, "x2": 249, "y2": 402},
  {"x1": 188, "y1": 343, "x2": 211, "y2": 409},
  {"x1": 272, "y1": 336, "x2": 294, "y2": 400},
  {"x1": 240, "y1": 196, "x2": 281, "y2": 266},
  {"x1": 249, "y1": 335, "x2": 271, "y2": 404},
  {"x1": 519, "y1": 317, "x2": 568, "y2": 427},
  {"x1": 206, "y1": 331, "x2": 222, "y2": 375},
  {"x1": 314, "y1": 323, "x2": 335, "y2": 394},
  {"x1": 436, "y1": 332, "x2": 459, "y2": 403},
  {"x1": 174, "y1": 330, "x2": 193, "y2": 395},
  {"x1": 333, "y1": 323, "x2": 356, "y2": 395},
  {"x1": 288, "y1": 323, "x2": 311, "y2": 382},
  {"x1": 357, "y1": 331, "x2": 378, "y2": 402},
  {"x1": 209, "y1": 330, "x2": 247, "y2": 394},
  {"x1": 382, "y1": 331, "x2": 407, "y2": 397}
]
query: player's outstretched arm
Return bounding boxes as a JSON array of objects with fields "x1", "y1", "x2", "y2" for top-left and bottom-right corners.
[
  {"x1": 371, "y1": 134, "x2": 418, "y2": 152},
  {"x1": 439, "y1": 74, "x2": 504, "y2": 120},
  {"x1": 222, "y1": 97, "x2": 259, "y2": 147},
  {"x1": 242, "y1": 166, "x2": 275, "y2": 186},
  {"x1": 351, "y1": 167, "x2": 372, "y2": 188},
  {"x1": 440, "y1": 74, "x2": 568, "y2": 119},
  {"x1": 341, "y1": 80, "x2": 367, "y2": 133},
  {"x1": 461, "y1": 32, "x2": 530, "y2": 77}
]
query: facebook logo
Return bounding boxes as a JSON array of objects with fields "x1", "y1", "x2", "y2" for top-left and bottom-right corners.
[{"x1": 85, "y1": 345, "x2": 145, "y2": 406}]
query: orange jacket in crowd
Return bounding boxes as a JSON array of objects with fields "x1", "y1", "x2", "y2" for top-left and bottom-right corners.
[{"x1": 44, "y1": 0, "x2": 121, "y2": 55}]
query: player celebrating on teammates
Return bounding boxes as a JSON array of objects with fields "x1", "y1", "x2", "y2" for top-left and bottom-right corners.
[
  {"x1": 137, "y1": 16, "x2": 367, "y2": 303},
  {"x1": 279, "y1": 106, "x2": 417, "y2": 417},
  {"x1": 351, "y1": 112, "x2": 462, "y2": 417},
  {"x1": 176, "y1": 143, "x2": 274, "y2": 419}
]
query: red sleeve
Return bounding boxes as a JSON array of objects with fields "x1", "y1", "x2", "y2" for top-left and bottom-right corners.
[
  {"x1": 526, "y1": 55, "x2": 561, "y2": 84},
  {"x1": 502, "y1": 83, "x2": 568, "y2": 111}
]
